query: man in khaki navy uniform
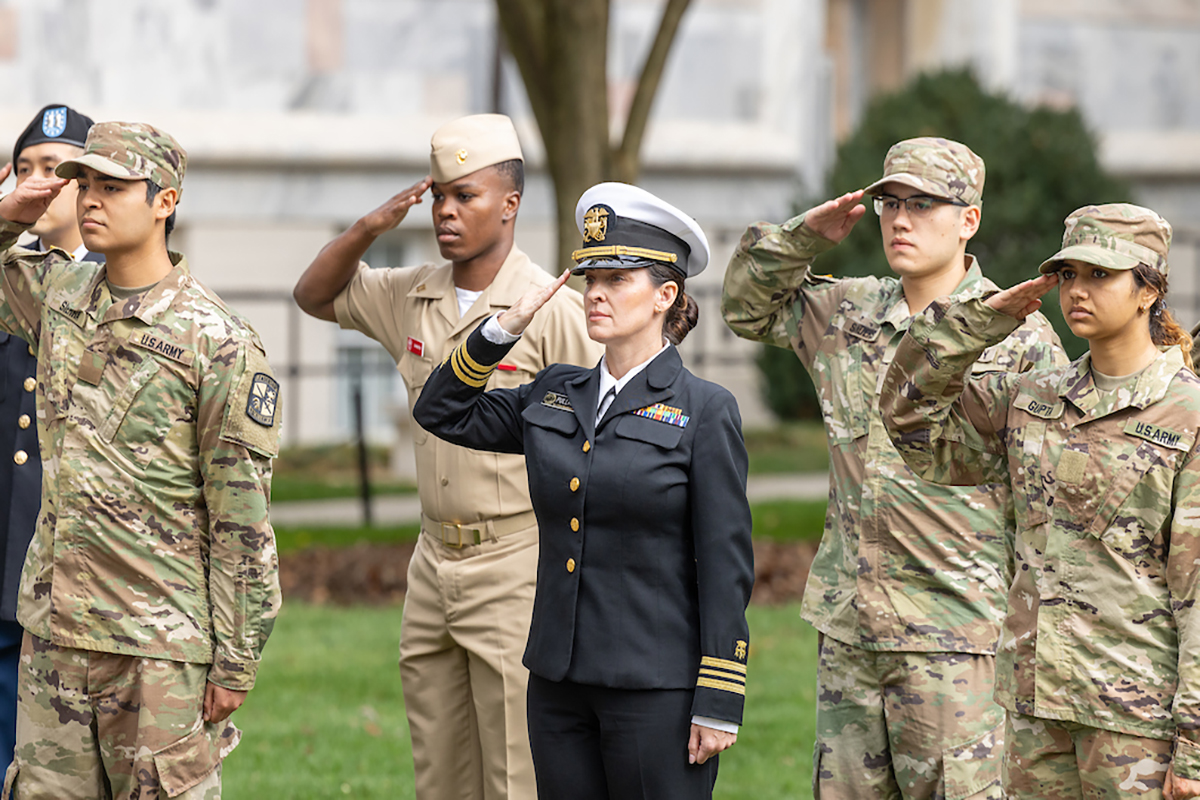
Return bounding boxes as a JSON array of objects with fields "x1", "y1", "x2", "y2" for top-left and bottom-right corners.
[{"x1": 294, "y1": 113, "x2": 600, "y2": 800}]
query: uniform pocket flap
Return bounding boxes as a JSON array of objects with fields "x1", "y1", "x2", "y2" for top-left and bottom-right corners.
[
  {"x1": 941, "y1": 722, "x2": 1002, "y2": 799},
  {"x1": 522, "y1": 402, "x2": 579, "y2": 435},
  {"x1": 614, "y1": 413, "x2": 685, "y2": 449},
  {"x1": 152, "y1": 719, "x2": 241, "y2": 798}
]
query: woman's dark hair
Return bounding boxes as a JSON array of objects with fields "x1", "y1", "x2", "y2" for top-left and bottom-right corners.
[
  {"x1": 1132, "y1": 262, "x2": 1193, "y2": 371},
  {"x1": 145, "y1": 180, "x2": 176, "y2": 244},
  {"x1": 646, "y1": 262, "x2": 698, "y2": 345}
]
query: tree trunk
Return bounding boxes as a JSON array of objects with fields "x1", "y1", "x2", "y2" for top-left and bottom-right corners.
[{"x1": 496, "y1": 0, "x2": 692, "y2": 273}]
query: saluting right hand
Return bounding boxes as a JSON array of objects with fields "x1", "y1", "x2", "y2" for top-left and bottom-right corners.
[
  {"x1": 0, "y1": 162, "x2": 12, "y2": 185},
  {"x1": 803, "y1": 190, "x2": 867, "y2": 244},
  {"x1": 360, "y1": 176, "x2": 434, "y2": 237},
  {"x1": 497, "y1": 268, "x2": 572, "y2": 337},
  {"x1": 985, "y1": 275, "x2": 1059, "y2": 321},
  {"x1": 0, "y1": 174, "x2": 68, "y2": 225}
]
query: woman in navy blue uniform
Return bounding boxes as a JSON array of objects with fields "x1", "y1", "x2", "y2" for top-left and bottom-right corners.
[{"x1": 414, "y1": 183, "x2": 753, "y2": 800}]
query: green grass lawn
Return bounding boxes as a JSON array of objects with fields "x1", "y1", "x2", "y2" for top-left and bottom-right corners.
[
  {"x1": 744, "y1": 421, "x2": 829, "y2": 475},
  {"x1": 223, "y1": 602, "x2": 817, "y2": 800}
]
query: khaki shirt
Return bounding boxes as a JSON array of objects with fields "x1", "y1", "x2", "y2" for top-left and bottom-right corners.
[
  {"x1": 0, "y1": 219, "x2": 282, "y2": 691},
  {"x1": 721, "y1": 214, "x2": 1066, "y2": 653},
  {"x1": 335, "y1": 245, "x2": 601, "y2": 524},
  {"x1": 883, "y1": 298, "x2": 1200, "y2": 771}
]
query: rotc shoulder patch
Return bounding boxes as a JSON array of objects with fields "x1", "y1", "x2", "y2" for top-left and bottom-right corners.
[
  {"x1": 632, "y1": 402, "x2": 689, "y2": 428},
  {"x1": 541, "y1": 391, "x2": 573, "y2": 412},
  {"x1": 246, "y1": 373, "x2": 280, "y2": 427},
  {"x1": 221, "y1": 345, "x2": 282, "y2": 458}
]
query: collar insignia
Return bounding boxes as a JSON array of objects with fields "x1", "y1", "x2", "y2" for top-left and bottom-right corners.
[{"x1": 633, "y1": 402, "x2": 689, "y2": 428}]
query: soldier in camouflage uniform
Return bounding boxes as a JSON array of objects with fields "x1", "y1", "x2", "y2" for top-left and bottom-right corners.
[
  {"x1": 881, "y1": 204, "x2": 1200, "y2": 799},
  {"x1": 722, "y1": 138, "x2": 1066, "y2": 799},
  {"x1": 0, "y1": 122, "x2": 282, "y2": 799}
]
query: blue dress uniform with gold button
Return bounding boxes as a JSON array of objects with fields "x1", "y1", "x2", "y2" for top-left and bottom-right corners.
[{"x1": 415, "y1": 183, "x2": 753, "y2": 800}]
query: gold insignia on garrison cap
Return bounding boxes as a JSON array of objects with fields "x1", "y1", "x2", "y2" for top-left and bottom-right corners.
[
  {"x1": 456, "y1": 149, "x2": 468, "y2": 164},
  {"x1": 429, "y1": 114, "x2": 523, "y2": 184}
]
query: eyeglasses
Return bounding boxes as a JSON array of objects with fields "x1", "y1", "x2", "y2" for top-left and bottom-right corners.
[{"x1": 872, "y1": 194, "x2": 969, "y2": 219}]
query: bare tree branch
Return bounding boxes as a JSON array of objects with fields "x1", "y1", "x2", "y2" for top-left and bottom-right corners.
[
  {"x1": 494, "y1": 0, "x2": 551, "y2": 122},
  {"x1": 612, "y1": 0, "x2": 691, "y2": 184}
]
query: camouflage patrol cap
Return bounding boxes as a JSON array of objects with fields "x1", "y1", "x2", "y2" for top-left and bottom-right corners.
[
  {"x1": 1038, "y1": 203, "x2": 1171, "y2": 275},
  {"x1": 863, "y1": 137, "x2": 985, "y2": 207},
  {"x1": 55, "y1": 121, "x2": 187, "y2": 197}
]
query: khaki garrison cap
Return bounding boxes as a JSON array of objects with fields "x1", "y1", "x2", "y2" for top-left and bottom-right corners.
[
  {"x1": 429, "y1": 114, "x2": 523, "y2": 184},
  {"x1": 1039, "y1": 203, "x2": 1172, "y2": 275}
]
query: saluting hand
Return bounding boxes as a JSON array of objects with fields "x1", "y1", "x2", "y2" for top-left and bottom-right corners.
[
  {"x1": 360, "y1": 176, "x2": 434, "y2": 237},
  {"x1": 985, "y1": 275, "x2": 1059, "y2": 321},
  {"x1": 803, "y1": 190, "x2": 867, "y2": 244},
  {"x1": 0, "y1": 174, "x2": 68, "y2": 225},
  {"x1": 688, "y1": 724, "x2": 736, "y2": 765},
  {"x1": 497, "y1": 268, "x2": 572, "y2": 337},
  {"x1": 0, "y1": 162, "x2": 11, "y2": 185}
]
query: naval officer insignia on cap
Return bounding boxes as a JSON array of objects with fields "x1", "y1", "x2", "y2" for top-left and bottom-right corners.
[{"x1": 571, "y1": 182, "x2": 711, "y2": 279}]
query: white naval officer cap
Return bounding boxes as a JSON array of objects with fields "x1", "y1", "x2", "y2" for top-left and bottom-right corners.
[{"x1": 570, "y1": 182, "x2": 710, "y2": 279}]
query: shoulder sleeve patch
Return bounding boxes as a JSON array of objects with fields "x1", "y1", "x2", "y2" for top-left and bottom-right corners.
[{"x1": 221, "y1": 344, "x2": 282, "y2": 458}]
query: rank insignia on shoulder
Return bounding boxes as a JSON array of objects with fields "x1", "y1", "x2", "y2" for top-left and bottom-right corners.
[
  {"x1": 633, "y1": 402, "x2": 688, "y2": 427},
  {"x1": 735, "y1": 640, "x2": 747, "y2": 661},
  {"x1": 541, "y1": 391, "x2": 573, "y2": 412},
  {"x1": 246, "y1": 373, "x2": 280, "y2": 427}
]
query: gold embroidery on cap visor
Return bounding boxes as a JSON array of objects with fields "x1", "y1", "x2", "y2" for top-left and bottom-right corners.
[{"x1": 570, "y1": 245, "x2": 679, "y2": 265}]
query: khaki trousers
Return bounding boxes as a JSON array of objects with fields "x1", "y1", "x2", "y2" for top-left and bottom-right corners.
[{"x1": 399, "y1": 524, "x2": 538, "y2": 800}]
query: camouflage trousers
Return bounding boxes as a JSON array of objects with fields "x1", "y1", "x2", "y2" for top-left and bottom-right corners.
[
  {"x1": 2, "y1": 632, "x2": 239, "y2": 800},
  {"x1": 814, "y1": 634, "x2": 1004, "y2": 800},
  {"x1": 1002, "y1": 711, "x2": 1171, "y2": 798}
]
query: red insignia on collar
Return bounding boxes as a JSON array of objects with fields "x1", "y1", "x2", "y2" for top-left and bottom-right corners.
[
  {"x1": 406, "y1": 337, "x2": 424, "y2": 357},
  {"x1": 496, "y1": 364, "x2": 516, "y2": 371}
]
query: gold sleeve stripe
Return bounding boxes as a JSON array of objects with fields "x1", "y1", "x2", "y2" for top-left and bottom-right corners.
[
  {"x1": 450, "y1": 348, "x2": 493, "y2": 388},
  {"x1": 699, "y1": 668, "x2": 745, "y2": 684},
  {"x1": 451, "y1": 347, "x2": 492, "y2": 381},
  {"x1": 696, "y1": 677, "x2": 746, "y2": 696},
  {"x1": 456, "y1": 344, "x2": 495, "y2": 376},
  {"x1": 701, "y1": 656, "x2": 747, "y2": 675}
]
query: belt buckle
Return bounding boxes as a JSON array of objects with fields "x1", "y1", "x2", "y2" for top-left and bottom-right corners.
[{"x1": 440, "y1": 522, "x2": 481, "y2": 548}]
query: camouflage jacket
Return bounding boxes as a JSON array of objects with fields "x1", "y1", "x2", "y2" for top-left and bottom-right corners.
[
  {"x1": 721, "y1": 214, "x2": 1065, "y2": 653},
  {"x1": 0, "y1": 219, "x2": 282, "y2": 691},
  {"x1": 881, "y1": 298, "x2": 1200, "y2": 773}
]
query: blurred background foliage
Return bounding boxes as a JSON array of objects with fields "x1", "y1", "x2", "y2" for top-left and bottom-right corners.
[{"x1": 757, "y1": 68, "x2": 1130, "y2": 420}]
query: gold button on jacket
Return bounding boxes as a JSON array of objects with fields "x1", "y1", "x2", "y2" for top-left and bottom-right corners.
[
  {"x1": 566, "y1": 558, "x2": 576, "y2": 573},
  {"x1": 569, "y1": 477, "x2": 580, "y2": 492},
  {"x1": 17, "y1": 414, "x2": 30, "y2": 430},
  {"x1": 13, "y1": 450, "x2": 27, "y2": 466},
  {"x1": 570, "y1": 517, "x2": 580, "y2": 532},
  {"x1": 22, "y1": 377, "x2": 35, "y2": 392}
]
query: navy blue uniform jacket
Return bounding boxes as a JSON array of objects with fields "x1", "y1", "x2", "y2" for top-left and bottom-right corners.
[{"x1": 414, "y1": 324, "x2": 754, "y2": 724}]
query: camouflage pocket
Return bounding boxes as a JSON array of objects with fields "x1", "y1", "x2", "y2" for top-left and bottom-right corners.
[
  {"x1": 941, "y1": 721, "x2": 1003, "y2": 800},
  {"x1": 151, "y1": 718, "x2": 240, "y2": 798}
]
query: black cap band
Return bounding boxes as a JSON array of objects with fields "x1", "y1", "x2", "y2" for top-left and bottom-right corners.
[
  {"x1": 13, "y1": 104, "x2": 95, "y2": 165},
  {"x1": 571, "y1": 204, "x2": 690, "y2": 278}
]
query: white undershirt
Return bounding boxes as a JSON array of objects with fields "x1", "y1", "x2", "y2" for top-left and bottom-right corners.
[
  {"x1": 479, "y1": 313, "x2": 737, "y2": 735},
  {"x1": 455, "y1": 286, "x2": 483, "y2": 318}
]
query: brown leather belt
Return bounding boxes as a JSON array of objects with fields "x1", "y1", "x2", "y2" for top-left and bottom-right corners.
[{"x1": 421, "y1": 511, "x2": 538, "y2": 549}]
